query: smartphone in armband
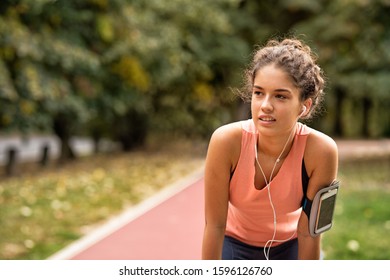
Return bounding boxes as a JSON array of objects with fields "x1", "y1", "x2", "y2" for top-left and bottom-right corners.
[
  {"x1": 314, "y1": 187, "x2": 338, "y2": 234},
  {"x1": 305, "y1": 180, "x2": 340, "y2": 237}
]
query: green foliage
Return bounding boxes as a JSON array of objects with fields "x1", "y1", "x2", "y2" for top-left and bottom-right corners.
[
  {"x1": 1, "y1": 0, "x2": 389, "y2": 148},
  {"x1": 0, "y1": 1, "x2": 102, "y2": 138},
  {"x1": 292, "y1": 0, "x2": 390, "y2": 136},
  {"x1": 0, "y1": 0, "x2": 252, "y2": 151}
]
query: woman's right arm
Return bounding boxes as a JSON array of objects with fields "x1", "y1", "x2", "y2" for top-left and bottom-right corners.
[{"x1": 202, "y1": 124, "x2": 239, "y2": 259}]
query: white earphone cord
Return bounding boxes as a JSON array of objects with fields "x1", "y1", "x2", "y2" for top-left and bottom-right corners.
[{"x1": 255, "y1": 125, "x2": 298, "y2": 260}]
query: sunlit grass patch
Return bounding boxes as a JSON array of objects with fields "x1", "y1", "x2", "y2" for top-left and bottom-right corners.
[{"x1": 322, "y1": 158, "x2": 390, "y2": 259}]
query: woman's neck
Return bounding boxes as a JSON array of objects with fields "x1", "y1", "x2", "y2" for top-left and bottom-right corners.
[{"x1": 257, "y1": 125, "x2": 297, "y2": 160}]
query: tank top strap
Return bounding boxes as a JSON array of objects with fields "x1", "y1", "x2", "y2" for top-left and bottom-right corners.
[
  {"x1": 296, "y1": 122, "x2": 311, "y2": 136},
  {"x1": 241, "y1": 119, "x2": 257, "y2": 134}
]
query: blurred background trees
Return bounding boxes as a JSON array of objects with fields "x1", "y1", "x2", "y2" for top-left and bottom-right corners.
[{"x1": 1, "y1": 0, "x2": 389, "y2": 162}]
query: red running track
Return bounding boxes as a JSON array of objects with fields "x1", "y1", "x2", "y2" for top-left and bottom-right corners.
[{"x1": 50, "y1": 176, "x2": 205, "y2": 260}]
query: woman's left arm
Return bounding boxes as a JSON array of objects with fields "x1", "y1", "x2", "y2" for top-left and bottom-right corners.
[{"x1": 297, "y1": 132, "x2": 339, "y2": 260}]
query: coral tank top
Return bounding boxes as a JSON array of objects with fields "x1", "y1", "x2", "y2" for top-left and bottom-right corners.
[{"x1": 225, "y1": 119, "x2": 311, "y2": 247}]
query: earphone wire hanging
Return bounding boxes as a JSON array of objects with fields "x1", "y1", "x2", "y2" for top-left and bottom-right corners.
[{"x1": 254, "y1": 124, "x2": 297, "y2": 260}]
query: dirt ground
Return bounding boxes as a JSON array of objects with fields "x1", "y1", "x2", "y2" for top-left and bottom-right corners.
[{"x1": 336, "y1": 138, "x2": 390, "y2": 161}]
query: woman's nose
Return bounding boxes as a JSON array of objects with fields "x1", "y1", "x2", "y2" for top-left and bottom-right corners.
[{"x1": 260, "y1": 95, "x2": 273, "y2": 112}]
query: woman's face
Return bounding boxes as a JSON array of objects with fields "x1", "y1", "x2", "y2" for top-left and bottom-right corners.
[{"x1": 251, "y1": 63, "x2": 305, "y2": 137}]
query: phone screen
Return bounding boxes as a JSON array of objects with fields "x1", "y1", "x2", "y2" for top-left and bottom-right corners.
[{"x1": 316, "y1": 194, "x2": 337, "y2": 231}]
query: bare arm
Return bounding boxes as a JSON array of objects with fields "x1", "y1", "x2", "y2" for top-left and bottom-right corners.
[
  {"x1": 297, "y1": 132, "x2": 338, "y2": 260},
  {"x1": 202, "y1": 124, "x2": 240, "y2": 259}
]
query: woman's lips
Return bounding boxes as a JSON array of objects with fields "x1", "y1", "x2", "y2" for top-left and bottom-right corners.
[{"x1": 259, "y1": 115, "x2": 276, "y2": 122}]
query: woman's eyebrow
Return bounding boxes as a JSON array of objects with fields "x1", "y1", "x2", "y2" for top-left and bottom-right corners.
[{"x1": 253, "y1": 85, "x2": 292, "y2": 93}]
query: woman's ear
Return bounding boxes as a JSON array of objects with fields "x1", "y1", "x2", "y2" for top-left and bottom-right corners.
[{"x1": 301, "y1": 98, "x2": 313, "y2": 117}]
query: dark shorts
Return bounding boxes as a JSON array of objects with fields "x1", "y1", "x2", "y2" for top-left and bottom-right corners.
[{"x1": 222, "y1": 235, "x2": 298, "y2": 260}]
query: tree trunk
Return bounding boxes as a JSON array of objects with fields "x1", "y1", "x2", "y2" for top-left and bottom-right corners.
[
  {"x1": 334, "y1": 87, "x2": 346, "y2": 137},
  {"x1": 39, "y1": 144, "x2": 50, "y2": 167},
  {"x1": 115, "y1": 110, "x2": 148, "y2": 151},
  {"x1": 5, "y1": 147, "x2": 18, "y2": 176},
  {"x1": 53, "y1": 115, "x2": 76, "y2": 163},
  {"x1": 362, "y1": 96, "x2": 372, "y2": 137}
]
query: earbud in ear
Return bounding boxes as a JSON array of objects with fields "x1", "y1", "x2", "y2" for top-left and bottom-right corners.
[{"x1": 298, "y1": 105, "x2": 307, "y2": 118}]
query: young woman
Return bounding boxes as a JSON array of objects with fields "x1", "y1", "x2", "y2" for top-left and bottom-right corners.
[{"x1": 202, "y1": 38, "x2": 338, "y2": 260}]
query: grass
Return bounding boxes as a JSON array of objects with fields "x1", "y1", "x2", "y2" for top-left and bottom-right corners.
[
  {"x1": 0, "y1": 138, "x2": 389, "y2": 260},
  {"x1": 0, "y1": 138, "x2": 206, "y2": 260},
  {"x1": 322, "y1": 158, "x2": 390, "y2": 260}
]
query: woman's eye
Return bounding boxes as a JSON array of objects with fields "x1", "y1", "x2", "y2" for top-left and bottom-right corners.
[
  {"x1": 253, "y1": 91, "x2": 263, "y2": 95},
  {"x1": 276, "y1": 94, "x2": 287, "y2": 100}
]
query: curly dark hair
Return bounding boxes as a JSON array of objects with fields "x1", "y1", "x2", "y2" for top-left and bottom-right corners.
[{"x1": 238, "y1": 38, "x2": 326, "y2": 119}]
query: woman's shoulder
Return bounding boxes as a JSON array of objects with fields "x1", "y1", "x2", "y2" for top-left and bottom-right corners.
[
  {"x1": 305, "y1": 127, "x2": 338, "y2": 174},
  {"x1": 306, "y1": 127, "x2": 338, "y2": 155},
  {"x1": 207, "y1": 121, "x2": 243, "y2": 171},
  {"x1": 210, "y1": 121, "x2": 243, "y2": 145},
  {"x1": 304, "y1": 127, "x2": 339, "y2": 196}
]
